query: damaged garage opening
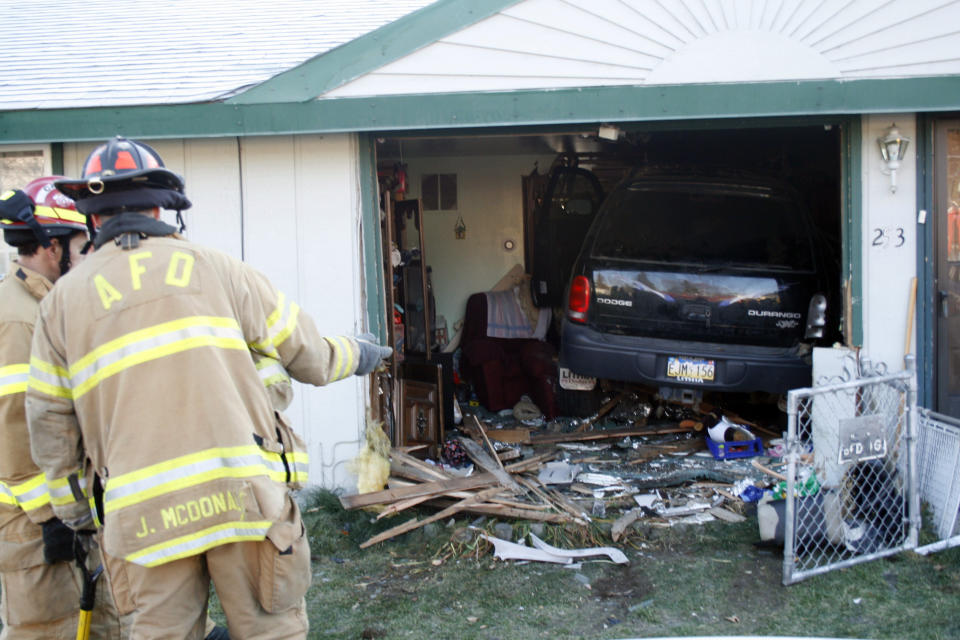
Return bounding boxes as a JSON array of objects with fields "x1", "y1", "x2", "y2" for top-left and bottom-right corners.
[
  {"x1": 372, "y1": 120, "x2": 847, "y2": 445},
  {"x1": 354, "y1": 119, "x2": 861, "y2": 561}
]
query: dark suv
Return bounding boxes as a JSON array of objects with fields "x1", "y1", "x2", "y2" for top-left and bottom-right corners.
[{"x1": 559, "y1": 169, "x2": 830, "y2": 394}]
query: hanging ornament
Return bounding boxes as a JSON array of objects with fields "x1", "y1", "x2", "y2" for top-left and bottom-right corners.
[
  {"x1": 454, "y1": 215, "x2": 466, "y2": 240},
  {"x1": 393, "y1": 163, "x2": 407, "y2": 200}
]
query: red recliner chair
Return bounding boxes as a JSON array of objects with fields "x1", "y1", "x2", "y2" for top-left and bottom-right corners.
[{"x1": 460, "y1": 292, "x2": 558, "y2": 418}]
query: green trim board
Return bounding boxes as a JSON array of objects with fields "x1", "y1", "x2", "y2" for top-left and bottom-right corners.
[
  {"x1": 359, "y1": 133, "x2": 388, "y2": 343},
  {"x1": 2, "y1": 77, "x2": 960, "y2": 144},
  {"x1": 229, "y1": 0, "x2": 521, "y2": 104},
  {"x1": 841, "y1": 118, "x2": 864, "y2": 347},
  {"x1": 50, "y1": 143, "x2": 63, "y2": 175}
]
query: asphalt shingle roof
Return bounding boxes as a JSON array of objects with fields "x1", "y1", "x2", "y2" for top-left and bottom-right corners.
[{"x1": 0, "y1": 0, "x2": 435, "y2": 110}]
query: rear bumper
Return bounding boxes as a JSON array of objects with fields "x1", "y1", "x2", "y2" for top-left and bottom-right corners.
[{"x1": 560, "y1": 320, "x2": 811, "y2": 393}]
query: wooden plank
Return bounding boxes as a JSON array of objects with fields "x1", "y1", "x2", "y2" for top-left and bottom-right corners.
[
  {"x1": 612, "y1": 508, "x2": 643, "y2": 542},
  {"x1": 484, "y1": 428, "x2": 531, "y2": 444},
  {"x1": 496, "y1": 448, "x2": 521, "y2": 462},
  {"x1": 504, "y1": 451, "x2": 556, "y2": 472},
  {"x1": 339, "y1": 472, "x2": 497, "y2": 509},
  {"x1": 751, "y1": 458, "x2": 787, "y2": 481},
  {"x1": 426, "y1": 500, "x2": 571, "y2": 523},
  {"x1": 391, "y1": 450, "x2": 451, "y2": 480},
  {"x1": 396, "y1": 444, "x2": 430, "y2": 454},
  {"x1": 473, "y1": 416, "x2": 505, "y2": 471},
  {"x1": 530, "y1": 426, "x2": 691, "y2": 444},
  {"x1": 546, "y1": 487, "x2": 592, "y2": 525},
  {"x1": 359, "y1": 487, "x2": 502, "y2": 548},
  {"x1": 390, "y1": 461, "x2": 444, "y2": 484},
  {"x1": 456, "y1": 436, "x2": 524, "y2": 494},
  {"x1": 514, "y1": 475, "x2": 559, "y2": 511}
]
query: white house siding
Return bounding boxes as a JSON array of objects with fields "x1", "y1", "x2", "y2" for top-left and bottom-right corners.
[
  {"x1": 325, "y1": 0, "x2": 960, "y2": 97},
  {"x1": 64, "y1": 134, "x2": 368, "y2": 488},
  {"x1": 861, "y1": 115, "x2": 920, "y2": 372},
  {"x1": 0, "y1": 144, "x2": 54, "y2": 277}
]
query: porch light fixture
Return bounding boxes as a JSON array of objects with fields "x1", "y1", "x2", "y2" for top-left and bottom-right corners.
[{"x1": 877, "y1": 124, "x2": 910, "y2": 194}]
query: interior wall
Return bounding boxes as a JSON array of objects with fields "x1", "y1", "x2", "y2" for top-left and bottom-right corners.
[{"x1": 399, "y1": 153, "x2": 554, "y2": 334}]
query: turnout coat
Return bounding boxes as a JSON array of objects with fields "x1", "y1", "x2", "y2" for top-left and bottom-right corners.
[{"x1": 26, "y1": 232, "x2": 361, "y2": 567}]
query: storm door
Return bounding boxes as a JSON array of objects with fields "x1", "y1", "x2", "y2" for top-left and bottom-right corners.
[{"x1": 935, "y1": 120, "x2": 960, "y2": 417}]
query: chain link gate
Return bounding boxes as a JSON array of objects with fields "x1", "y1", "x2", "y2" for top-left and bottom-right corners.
[
  {"x1": 781, "y1": 357, "x2": 919, "y2": 584},
  {"x1": 914, "y1": 408, "x2": 960, "y2": 555}
]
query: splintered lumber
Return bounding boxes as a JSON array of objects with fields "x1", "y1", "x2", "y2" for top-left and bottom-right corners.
[
  {"x1": 575, "y1": 392, "x2": 627, "y2": 432},
  {"x1": 546, "y1": 487, "x2": 592, "y2": 525},
  {"x1": 426, "y1": 500, "x2": 571, "y2": 523},
  {"x1": 360, "y1": 487, "x2": 502, "y2": 548},
  {"x1": 485, "y1": 428, "x2": 531, "y2": 444},
  {"x1": 396, "y1": 444, "x2": 430, "y2": 454},
  {"x1": 472, "y1": 416, "x2": 505, "y2": 471},
  {"x1": 390, "y1": 460, "x2": 446, "y2": 484},
  {"x1": 487, "y1": 496, "x2": 550, "y2": 510},
  {"x1": 530, "y1": 425, "x2": 692, "y2": 445},
  {"x1": 611, "y1": 508, "x2": 643, "y2": 542},
  {"x1": 390, "y1": 451, "x2": 451, "y2": 483},
  {"x1": 456, "y1": 436, "x2": 525, "y2": 494},
  {"x1": 376, "y1": 494, "x2": 437, "y2": 520},
  {"x1": 514, "y1": 475, "x2": 560, "y2": 510},
  {"x1": 497, "y1": 448, "x2": 522, "y2": 463},
  {"x1": 377, "y1": 487, "x2": 501, "y2": 520},
  {"x1": 751, "y1": 458, "x2": 787, "y2": 481},
  {"x1": 504, "y1": 451, "x2": 557, "y2": 473},
  {"x1": 339, "y1": 472, "x2": 497, "y2": 510},
  {"x1": 392, "y1": 450, "x2": 451, "y2": 477}
]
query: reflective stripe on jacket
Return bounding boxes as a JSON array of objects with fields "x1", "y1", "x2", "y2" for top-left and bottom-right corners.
[
  {"x1": 27, "y1": 233, "x2": 359, "y2": 566},
  {"x1": 0, "y1": 265, "x2": 59, "y2": 536}
]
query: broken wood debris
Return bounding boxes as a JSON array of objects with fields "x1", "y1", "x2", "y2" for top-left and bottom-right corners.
[{"x1": 341, "y1": 400, "x2": 791, "y2": 549}]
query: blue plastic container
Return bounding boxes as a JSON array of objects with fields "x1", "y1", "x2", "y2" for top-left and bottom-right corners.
[{"x1": 706, "y1": 436, "x2": 764, "y2": 460}]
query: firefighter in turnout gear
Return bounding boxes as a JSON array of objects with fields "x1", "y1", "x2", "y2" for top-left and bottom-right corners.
[
  {"x1": 0, "y1": 178, "x2": 127, "y2": 639},
  {"x1": 26, "y1": 137, "x2": 392, "y2": 639}
]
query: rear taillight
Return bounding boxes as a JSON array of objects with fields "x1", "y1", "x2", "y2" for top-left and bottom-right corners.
[
  {"x1": 804, "y1": 293, "x2": 827, "y2": 339},
  {"x1": 567, "y1": 275, "x2": 590, "y2": 322}
]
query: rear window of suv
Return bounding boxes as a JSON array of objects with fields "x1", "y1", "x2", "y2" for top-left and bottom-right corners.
[{"x1": 590, "y1": 182, "x2": 816, "y2": 272}]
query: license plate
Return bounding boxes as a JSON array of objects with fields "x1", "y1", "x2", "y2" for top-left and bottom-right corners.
[
  {"x1": 666, "y1": 356, "x2": 715, "y2": 383},
  {"x1": 559, "y1": 367, "x2": 597, "y2": 391}
]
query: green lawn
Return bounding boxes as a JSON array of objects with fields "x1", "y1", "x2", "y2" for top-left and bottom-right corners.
[{"x1": 289, "y1": 489, "x2": 960, "y2": 640}]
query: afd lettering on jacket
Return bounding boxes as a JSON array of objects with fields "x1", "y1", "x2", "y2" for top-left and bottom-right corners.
[{"x1": 94, "y1": 249, "x2": 197, "y2": 311}]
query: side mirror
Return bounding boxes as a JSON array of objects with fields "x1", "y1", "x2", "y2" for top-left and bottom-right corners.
[{"x1": 804, "y1": 293, "x2": 827, "y2": 339}]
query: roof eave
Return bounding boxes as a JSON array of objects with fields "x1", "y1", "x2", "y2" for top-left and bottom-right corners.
[
  {"x1": 1, "y1": 77, "x2": 958, "y2": 144},
  {"x1": 226, "y1": 0, "x2": 522, "y2": 105}
]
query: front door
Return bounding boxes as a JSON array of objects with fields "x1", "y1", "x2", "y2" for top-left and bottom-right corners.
[{"x1": 935, "y1": 120, "x2": 960, "y2": 417}]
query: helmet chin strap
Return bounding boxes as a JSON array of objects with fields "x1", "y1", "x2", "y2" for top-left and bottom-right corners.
[{"x1": 56, "y1": 236, "x2": 73, "y2": 278}]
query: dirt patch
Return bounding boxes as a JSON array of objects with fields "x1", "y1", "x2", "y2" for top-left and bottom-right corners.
[{"x1": 592, "y1": 565, "x2": 655, "y2": 601}]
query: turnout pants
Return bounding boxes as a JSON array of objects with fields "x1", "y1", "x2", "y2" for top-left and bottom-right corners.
[
  {"x1": 0, "y1": 540, "x2": 126, "y2": 640},
  {"x1": 102, "y1": 497, "x2": 310, "y2": 640}
]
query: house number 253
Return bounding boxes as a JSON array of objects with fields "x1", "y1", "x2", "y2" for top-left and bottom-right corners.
[{"x1": 872, "y1": 227, "x2": 906, "y2": 248}]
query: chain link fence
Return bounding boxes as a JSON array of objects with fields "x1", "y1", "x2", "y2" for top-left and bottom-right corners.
[
  {"x1": 914, "y1": 408, "x2": 960, "y2": 555},
  {"x1": 781, "y1": 358, "x2": 918, "y2": 585}
]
